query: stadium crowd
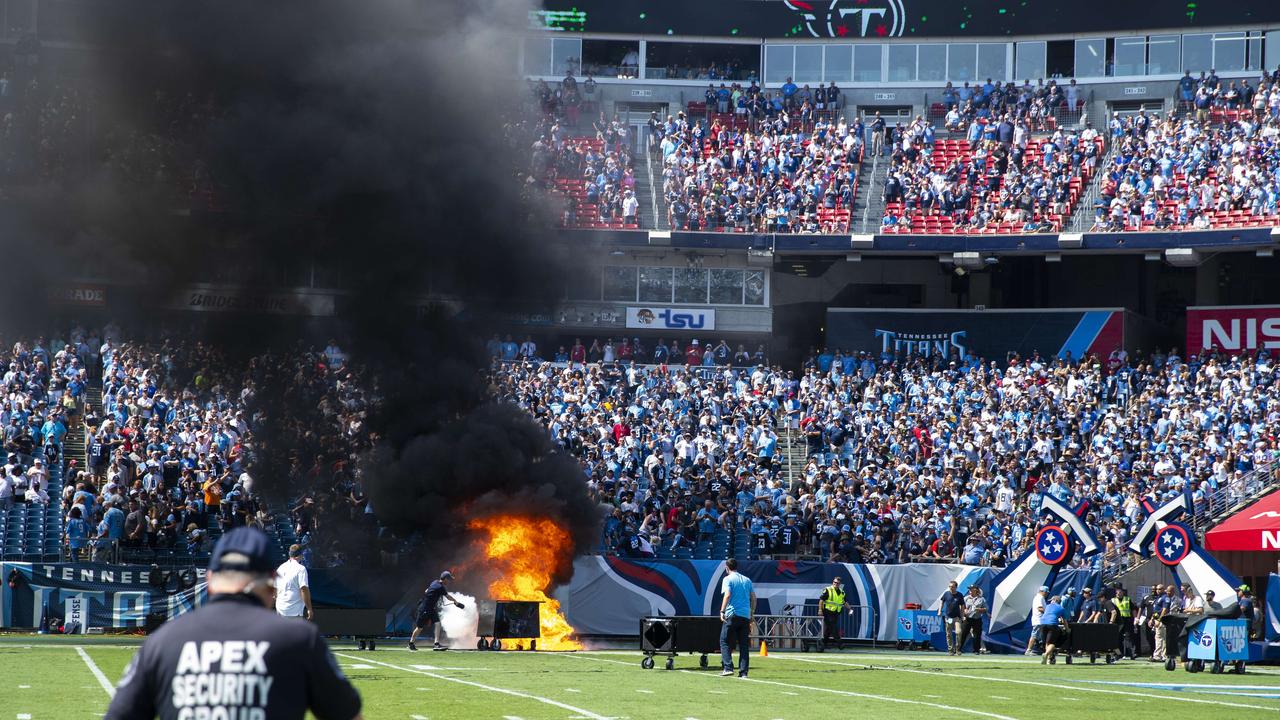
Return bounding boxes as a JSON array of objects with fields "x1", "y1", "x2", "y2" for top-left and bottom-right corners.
[
  {"x1": 654, "y1": 108, "x2": 863, "y2": 233},
  {"x1": 491, "y1": 342, "x2": 1278, "y2": 569},
  {"x1": 936, "y1": 78, "x2": 1083, "y2": 134},
  {"x1": 1091, "y1": 98, "x2": 1280, "y2": 231},
  {"x1": 40, "y1": 329, "x2": 380, "y2": 566},
  {"x1": 0, "y1": 333, "x2": 87, "y2": 512},
  {"x1": 881, "y1": 115, "x2": 1100, "y2": 233}
]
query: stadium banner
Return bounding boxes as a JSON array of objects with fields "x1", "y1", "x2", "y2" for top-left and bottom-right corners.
[
  {"x1": 0, "y1": 563, "x2": 400, "y2": 630},
  {"x1": 626, "y1": 306, "x2": 716, "y2": 331},
  {"x1": 562, "y1": 556, "x2": 1097, "y2": 644},
  {"x1": 48, "y1": 283, "x2": 107, "y2": 307},
  {"x1": 1186, "y1": 305, "x2": 1280, "y2": 355},
  {"x1": 1, "y1": 563, "x2": 207, "y2": 630},
  {"x1": 825, "y1": 308, "x2": 1125, "y2": 361},
  {"x1": 536, "y1": 0, "x2": 1274, "y2": 40},
  {"x1": 168, "y1": 284, "x2": 337, "y2": 316}
]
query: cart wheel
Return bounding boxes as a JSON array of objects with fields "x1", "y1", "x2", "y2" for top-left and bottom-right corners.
[
  {"x1": 358, "y1": 640, "x2": 366, "y2": 651},
  {"x1": 801, "y1": 641, "x2": 810, "y2": 653},
  {"x1": 641, "y1": 656, "x2": 654, "y2": 670},
  {"x1": 1233, "y1": 661, "x2": 1246, "y2": 674},
  {"x1": 1065, "y1": 654, "x2": 1073, "y2": 665},
  {"x1": 1211, "y1": 660, "x2": 1224, "y2": 674},
  {"x1": 477, "y1": 638, "x2": 489, "y2": 651},
  {"x1": 665, "y1": 656, "x2": 675, "y2": 671},
  {"x1": 895, "y1": 641, "x2": 905, "y2": 650},
  {"x1": 491, "y1": 639, "x2": 503, "y2": 652},
  {"x1": 530, "y1": 640, "x2": 536, "y2": 652},
  {"x1": 1106, "y1": 655, "x2": 1115, "y2": 664},
  {"x1": 1164, "y1": 658, "x2": 1176, "y2": 671},
  {"x1": 816, "y1": 640, "x2": 825, "y2": 653},
  {"x1": 369, "y1": 641, "x2": 376, "y2": 651},
  {"x1": 1089, "y1": 653, "x2": 1097, "y2": 664},
  {"x1": 700, "y1": 654, "x2": 709, "y2": 669}
]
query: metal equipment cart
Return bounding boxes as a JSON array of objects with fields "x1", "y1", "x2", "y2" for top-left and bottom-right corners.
[{"x1": 477, "y1": 600, "x2": 542, "y2": 651}]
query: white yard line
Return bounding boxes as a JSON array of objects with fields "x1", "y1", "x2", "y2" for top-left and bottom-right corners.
[
  {"x1": 679, "y1": 670, "x2": 1021, "y2": 720},
  {"x1": 410, "y1": 715, "x2": 428, "y2": 720},
  {"x1": 76, "y1": 646, "x2": 115, "y2": 698},
  {"x1": 563, "y1": 652, "x2": 1017, "y2": 720},
  {"x1": 334, "y1": 653, "x2": 612, "y2": 720},
  {"x1": 775, "y1": 655, "x2": 1280, "y2": 713}
]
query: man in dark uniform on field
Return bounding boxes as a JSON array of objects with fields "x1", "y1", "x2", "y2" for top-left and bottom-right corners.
[
  {"x1": 408, "y1": 570, "x2": 465, "y2": 651},
  {"x1": 104, "y1": 527, "x2": 363, "y2": 720}
]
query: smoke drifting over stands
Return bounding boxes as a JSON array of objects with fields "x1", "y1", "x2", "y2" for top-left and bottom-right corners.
[{"x1": 6, "y1": 1, "x2": 601, "y2": 573}]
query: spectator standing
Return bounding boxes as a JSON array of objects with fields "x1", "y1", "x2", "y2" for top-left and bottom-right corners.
[
  {"x1": 1025, "y1": 585, "x2": 1048, "y2": 655},
  {"x1": 939, "y1": 580, "x2": 965, "y2": 655},
  {"x1": 275, "y1": 544, "x2": 313, "y2": 620},
  {"x1": 959, "y1": 584, "x2": 988, "y2": 654},
  {"x1": 65, "y1": 506, "x2": 88, "y2": 561},
  {"x1": 719, "y1": 558, "x2": 755, "y2": 677}
]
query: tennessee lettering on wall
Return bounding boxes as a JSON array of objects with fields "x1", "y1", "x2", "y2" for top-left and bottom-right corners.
[
  {"x1": 1186, "y1": 305, "x2": 1280, "y2": 354},
  {"x1": 826, "y1": 308, "x2": 1125, "y2": 361},
  {"x1": 537, "y1": 0, "x2": 1280, "y2": 39},
  {"x1": 1, "y1": 563, "x2": 206, "y2": 629}
]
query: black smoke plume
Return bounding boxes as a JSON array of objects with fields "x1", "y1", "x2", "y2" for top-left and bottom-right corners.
[{"x1": 4, "y1": 0, "x2": 601, "y2": 584}]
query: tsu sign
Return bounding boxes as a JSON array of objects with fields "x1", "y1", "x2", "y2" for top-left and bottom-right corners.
[
  {"x1": 626, "y1": 307, "x2": 715, "y2": 331},
  {"x1": 1186, "y1": 305, "x2": 1280, "y2": 354}
]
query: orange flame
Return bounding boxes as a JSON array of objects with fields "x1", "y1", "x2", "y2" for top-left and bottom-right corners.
[{"x1": 468, "y1": 514, "x2": 582, "y2": 651}]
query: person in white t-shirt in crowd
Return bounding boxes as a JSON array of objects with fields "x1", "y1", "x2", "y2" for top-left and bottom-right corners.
[{"x1": 276, "y1": 544, "x2": 314, "y2": 620}]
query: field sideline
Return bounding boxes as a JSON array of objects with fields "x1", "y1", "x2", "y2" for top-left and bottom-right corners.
[{"x1": 3, "y1": 636, "x2": 1279, "y2": 719}]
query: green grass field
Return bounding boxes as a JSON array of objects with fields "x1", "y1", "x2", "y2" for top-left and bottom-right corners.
[{"x1": 3, "y1": 636, "x2": 1279, "y2": 719}]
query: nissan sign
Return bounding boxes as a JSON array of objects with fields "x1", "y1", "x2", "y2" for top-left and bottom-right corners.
[
  {"x1": 626, "y1": 307, "x2": 715, "y2": 331},
  {"x1": 1186, "y1": 305, "x2": 1280, "y2": 354}
]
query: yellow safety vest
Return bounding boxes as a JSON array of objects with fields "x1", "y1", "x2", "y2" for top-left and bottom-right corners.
[
  {"x1": 823, "y1": 587, "x2": 846, "y2": 613},
  {"x1": 1113, "y1": 597, "x2": 1132, "y2": 618}
]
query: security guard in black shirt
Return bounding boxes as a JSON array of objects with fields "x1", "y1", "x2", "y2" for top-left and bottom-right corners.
[{"x1": 105, "y1": 527, "x2": 363, "y2": 720}]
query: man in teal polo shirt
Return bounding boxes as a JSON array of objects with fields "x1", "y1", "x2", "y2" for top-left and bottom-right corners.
[{"x1": 719, "y1": 558, "x2": 756, "y2": 677}]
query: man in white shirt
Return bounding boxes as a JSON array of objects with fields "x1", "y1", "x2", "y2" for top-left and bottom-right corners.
[
  {"x1": 275, "y1": 544, "x2": 313, "y2": 619},
  {"x1": 1025, "y1": 586, "x2": 1048, "y2": 655}
]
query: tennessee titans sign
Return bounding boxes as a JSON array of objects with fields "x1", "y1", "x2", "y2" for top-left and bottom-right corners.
[
  {"x1": 1034, "y1": 525, "x2": 1071, "y2": 567},
  {"x1": 1154, "y1": 524, "x2": 1192, "y2": 566}
]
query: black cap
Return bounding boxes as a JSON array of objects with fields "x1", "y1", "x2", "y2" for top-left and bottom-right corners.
[{"x1": 209, "y1": 527, "x2": 274, "y2": 574}]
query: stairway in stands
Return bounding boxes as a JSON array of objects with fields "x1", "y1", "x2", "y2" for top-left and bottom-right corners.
[
  {"x1": 856, "y1": 152, "x2": 888, "y2": 233},
  {"x1": 636, "y1": 140, "x2": 660, "y2": 229}
]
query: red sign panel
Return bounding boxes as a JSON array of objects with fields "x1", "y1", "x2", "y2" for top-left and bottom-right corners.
[{"x1": 1186, "y1": 305, "x2": 1280, "y2": 354}]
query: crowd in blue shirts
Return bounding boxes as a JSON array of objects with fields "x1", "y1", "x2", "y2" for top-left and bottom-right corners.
[
  {"x1": 489, "y1": 343, "x2": 1278, "y2": 567},
  {"x1": 1094, "y1": 106, "x2": 1280, "y2": 231},
  {"x1": 653, "y1": 107, "x2": 863, "y2": 233},
  {"x1": 0, "y1": 333, "x2": 89, "y2": 510}
]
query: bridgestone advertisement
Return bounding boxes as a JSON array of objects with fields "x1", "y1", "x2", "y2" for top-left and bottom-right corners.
[{"x1": 825, "y1": 308, "x2": 1126, "y2": 361}]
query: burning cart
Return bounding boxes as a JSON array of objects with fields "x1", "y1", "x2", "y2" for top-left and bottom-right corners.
[{"x1": 476, "y1": 600, "x2": 542, "y2": 651}]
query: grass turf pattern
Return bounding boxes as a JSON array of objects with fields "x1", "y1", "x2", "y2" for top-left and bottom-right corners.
[{"x1": 2, "y1": 638, "x2": 1279, "y2": 719}]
